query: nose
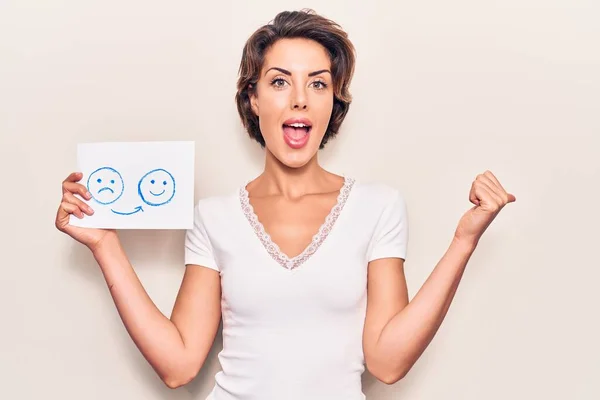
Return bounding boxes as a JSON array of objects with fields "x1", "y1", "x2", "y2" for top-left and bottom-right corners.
[{"x1": 290, "y1": 86, "x2": 308, "y2": 110}]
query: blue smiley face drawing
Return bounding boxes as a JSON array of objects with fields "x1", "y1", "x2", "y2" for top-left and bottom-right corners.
[
  {"x1": 87, "y1": 167, "x2": 125, "y2": 205},
  {"x1": 137, "y1": 168, "x2": 176, "y2": 206}
]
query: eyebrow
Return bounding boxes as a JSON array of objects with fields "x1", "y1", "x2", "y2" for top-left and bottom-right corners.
[{"x1": 264, "y1": 67, "x2": 331, "y2": 77}]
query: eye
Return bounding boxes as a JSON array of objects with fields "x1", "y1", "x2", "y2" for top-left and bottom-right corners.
[
  {"x1": 97, "y1": 178, "x2": 102, "y2": 183},
  {"x1": 110, "y1": 179, "x2": 115, "y2": 184},
  {"x1": 270, "y1": 77, "x2": 288, "y2": 88},
  {"x1": 151, "y1": 179, "x2": 155, "y2": 184},
  {"x1": 163, "y1": 181, "x2": 167, "y2": 185},
  {"x1": 311, "y1": 80, "x2": 327, "y2": 90}
]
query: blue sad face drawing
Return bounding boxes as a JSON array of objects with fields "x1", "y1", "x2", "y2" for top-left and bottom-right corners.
[
  {"x1": 137, "y1": 168, "x2": 176, "y2": 206},
  {"x1": 87, "y1": 167, "x2": 125, "y2": 205}
]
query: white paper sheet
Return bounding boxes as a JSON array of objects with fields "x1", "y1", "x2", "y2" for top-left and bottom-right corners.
[{"x1": 69, "y1": 141, "x2": 195, "y2": 229}]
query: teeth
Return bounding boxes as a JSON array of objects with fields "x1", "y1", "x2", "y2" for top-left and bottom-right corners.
[{"x1": 289, "y1": 123, "x2": 308, "y2": 128}]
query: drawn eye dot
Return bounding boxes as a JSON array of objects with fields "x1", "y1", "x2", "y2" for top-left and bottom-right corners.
[
  {"x1": 110, "y1": 179, "x2": 115, "y2": 184},
  {"x1": 163, "y1": 181, "x2": 167, "y2": 185},
  {"x1": 97, "y1": 178, "x2": 102, "y2": 183},
  {"x1": 151, "y1": 179, "x2": 155, "y2": 184}
]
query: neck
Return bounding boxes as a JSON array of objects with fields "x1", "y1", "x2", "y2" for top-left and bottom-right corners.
[{"x1": 251, "y1": 149, "x2": 336, "y2": 199}]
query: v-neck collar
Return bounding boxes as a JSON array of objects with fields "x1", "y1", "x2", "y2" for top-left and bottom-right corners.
[{"x1": 239, "y1": 176, "x2": 355, "y2": 271}]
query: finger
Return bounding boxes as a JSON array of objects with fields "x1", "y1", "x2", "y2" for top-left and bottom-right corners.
[
  {"x1": 63, "y1": 181, "x2": 92, "y2": 200},
  {"x1": 477, "y1": 174, "x2": 507, "y2": 203},
  {"x1": 469, "y1": 185, "x2": 480, "y2": 206},
  {"x1": 483, "y1": 171, "x2": 516, "y2": 203},
  {"x1": 474, "y1": 180, "x2": 504, "y2": 208},
  {"x1": 60, "y1": 201, "x2": 84, "y2": 219},
  {"x1": 482, "y1": 171, "x2": 505, "y2": 192},
  {"x1": 63, "y1": 192, "x2": 94, "y2": 215},
  {"x1": 63, "y1": 172, "x2": 83, "y2": 184}
]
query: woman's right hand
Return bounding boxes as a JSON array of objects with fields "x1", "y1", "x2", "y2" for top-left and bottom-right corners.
[{"x1": 55, "y1": 172, "x2": 117, "y2": 252}]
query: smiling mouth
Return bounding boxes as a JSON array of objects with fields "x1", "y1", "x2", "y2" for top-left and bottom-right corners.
[
  {"x1": 98, "y1": 187, "x2": 114, "y2": 194},
  {"x1": 150, "y1": 189, "x2": 166, "y2": 196},
  {"x1": 282, "y1": 122, "x2": 312, "y2": 149},
  {"x1": 282, "y1": 122, "x2": 312, "y2": 135}
]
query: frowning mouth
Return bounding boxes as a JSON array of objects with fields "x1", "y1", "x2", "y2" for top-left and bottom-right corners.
[{"x1": 98, "y1": 187, "x2": 114, "y2": 194}]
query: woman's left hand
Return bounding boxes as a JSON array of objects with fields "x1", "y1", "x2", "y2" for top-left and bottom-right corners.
[{"x1": 454, "y1": 170, "x2": 516, "y2": 247}]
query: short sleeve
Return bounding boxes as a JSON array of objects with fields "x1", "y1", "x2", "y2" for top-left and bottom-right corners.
[
  {"x1": 184, "y1": 204, "x2": 219, "y2": 271},
  {"x1": 367, "y1": 189, "x2": 409, "y2": 262}
]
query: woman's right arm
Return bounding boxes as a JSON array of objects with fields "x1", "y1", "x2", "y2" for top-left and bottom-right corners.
[
  {"x1": 93, "y1": 238, "x2": 221, "y2": 388},
  {"x1": 56, "y1": 172, "x2": 221, "y2": 389}
]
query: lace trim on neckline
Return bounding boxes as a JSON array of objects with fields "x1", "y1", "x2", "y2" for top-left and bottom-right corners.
[{"x1": 239, "y1": 177, "x2": 355, "y2": 270}]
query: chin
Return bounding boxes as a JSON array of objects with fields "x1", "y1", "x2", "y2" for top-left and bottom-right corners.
[
  {"x1": 264, "y1": 138, "x2": 321, "y2": 169},
  {"x1": 275, "y1": 147, "x2": 316, "y2": 169},
  {"x1": 264, "y1": 128, "x2": 324, "y2": 169}
]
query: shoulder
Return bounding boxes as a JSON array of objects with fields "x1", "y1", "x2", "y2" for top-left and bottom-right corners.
[
  {"x1": 350, "y1": 179, "x2": 407, "y2": 212},
  {"x1": 196, "y1": 192, "x2": 239, "y2": 213},
  {"x1": 192, "y1": 188, "x2": 241, "y2": 228}
]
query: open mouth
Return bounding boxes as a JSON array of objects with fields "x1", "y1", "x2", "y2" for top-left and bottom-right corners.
[
  {"x1": 150, "y1": 189, "x2": 166, "y2": 196},
  {"x1": 282, "y1": 119, "x2": 312, "y2": 149},
  {"x1": 282, "y1": 122, "x2": 312, "y2": 135},
  {"x1": 98, "y1": 187, "x2": 114, "y2": 194}
]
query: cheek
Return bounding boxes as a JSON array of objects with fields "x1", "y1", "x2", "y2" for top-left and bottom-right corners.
[
  {"x1": 258, "y1": 115, "x2": 278, "y2": 141},
  {"x1": 257, "y1": 93, "x2": 287, "y2": 129},
  {"x1": 310, "y1": 96, "x2": 334, "y2": 137},
  {"x1": 317, "y1": 95, "x2": 334, "y2": 120}
]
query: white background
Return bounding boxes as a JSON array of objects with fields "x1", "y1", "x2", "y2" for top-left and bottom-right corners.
[{"x1": 0, "y1": 0, "x2": 598, "y2": 399}]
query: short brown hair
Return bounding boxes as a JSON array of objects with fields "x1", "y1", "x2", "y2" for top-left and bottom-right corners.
[{"x1": 235, "y1": 9, "x2": 356, "y2": 149}]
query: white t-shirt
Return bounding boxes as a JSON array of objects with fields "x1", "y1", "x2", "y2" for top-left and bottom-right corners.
[{"x1": 184, "y1": 177, "x2": 409, "y2": 400}]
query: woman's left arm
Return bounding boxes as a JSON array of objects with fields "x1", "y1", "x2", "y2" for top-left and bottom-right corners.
[{"x1": 363, "y1": 171, "x2": 516, "y2": 385}]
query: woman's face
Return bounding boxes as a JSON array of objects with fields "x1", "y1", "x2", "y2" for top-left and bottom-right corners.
[{"x1": 250, "y1": 38, "x2": 334, "y2": 169}]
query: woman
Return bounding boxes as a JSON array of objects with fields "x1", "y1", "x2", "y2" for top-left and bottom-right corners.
[{"x1": 55, "y1": 9, "x2": 515, "y2": 400}]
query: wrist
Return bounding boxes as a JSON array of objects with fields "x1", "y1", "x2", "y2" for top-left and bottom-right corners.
[
  {"x1": 451, "y1": 235, "x2": 478, "y2": 254},
  {"x1": 91, "y1": 231, "x2": 121, "y2": 259}
]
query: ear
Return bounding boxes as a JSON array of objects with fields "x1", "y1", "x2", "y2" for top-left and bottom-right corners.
[{"x1": 249, "y1": 84, "x2": 259, "y2": 116}]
